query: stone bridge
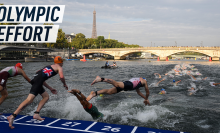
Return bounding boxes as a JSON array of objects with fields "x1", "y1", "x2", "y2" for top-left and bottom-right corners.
[{"x1": 78, "y1": 47, "x2": 220, "y2": 61}]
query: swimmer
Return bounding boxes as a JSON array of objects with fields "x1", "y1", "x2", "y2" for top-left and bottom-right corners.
[
  {"x1": 87, "y1": 76, "x2": 150, "y2": 106},
  {"x1": 188, "y1": 88, "x2": 196, "y2": 95},
  {"x1": 213, "y1": 83, "x2": 220, "y2": 86},
  {"x1": 7, "y1": 56, "x2": 68, "y2": 129},
  {"x1": 0, "y1": 63, "x2": 31, "y2": 109},
  {"x1": 159, "y1": 88, "x2": 166, "y2": 94},
  {"x1": 154, "y1": 73, "x2": 161, "y2": 78},
  {"x1": 96, "y1": 94, "x2": 104, "y2": 100},
  {"x1": 68, "y1": 89, "x2": 104, "y2": 120},
  {"x1": 203, "y1": 77, "x2": 208, "y2": 80},
  {"x1": 156, "y1": 78, "x2": 165, "y2": 86},
  {"x1": 187, "y1": 72, "x2": 197, "y2": 81},
  {"x1": 172, "y1": 80, "x2": 181, "y2": 85}
]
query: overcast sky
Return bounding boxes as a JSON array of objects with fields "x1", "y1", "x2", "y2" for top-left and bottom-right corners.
[{"x1": 1, "y1": 0, "x2": 220, "y2": 47}]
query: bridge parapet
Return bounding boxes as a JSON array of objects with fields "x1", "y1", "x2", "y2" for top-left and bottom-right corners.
[{"x1": 78, "y1": 47, "x2": 220, "y2": 60}]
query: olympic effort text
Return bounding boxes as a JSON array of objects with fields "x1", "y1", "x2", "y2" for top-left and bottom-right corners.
[
  {"x1": 0, "y1": 5, "x2": 64, "y2": 43},
  {"x1": 0, "y1": 5, "x2": 65, "y2": 23},
  {"x1": 0, "y1": 25, "x2": 59, "y2": 43}
]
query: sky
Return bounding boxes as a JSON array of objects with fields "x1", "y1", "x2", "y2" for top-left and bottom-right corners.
[{"x1": 1, "y1": 0, "x2": 220, "y2": 47}]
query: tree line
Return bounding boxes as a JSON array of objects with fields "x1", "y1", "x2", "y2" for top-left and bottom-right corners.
[{"x1": 70, "y1": 33, "x2": 140, "y2": 49}]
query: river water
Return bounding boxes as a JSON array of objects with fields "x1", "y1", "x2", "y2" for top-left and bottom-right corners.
[{"x1": 0, "y1": 59, "x2": 220, "y2": 133}]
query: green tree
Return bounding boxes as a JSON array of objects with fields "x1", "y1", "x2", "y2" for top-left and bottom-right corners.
[
  {"x1": 55, "y1": 28, "x2": 68, "y2": 48},
  {"x1": 85, "y1": 38, "x2": 94, "y2": 48},
  {"x1": 71, "y1": 33, "x2": 86, "y2": 49}
]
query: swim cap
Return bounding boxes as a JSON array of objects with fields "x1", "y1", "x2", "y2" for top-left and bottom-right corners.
[
  {"x1": 100, "y1": 94, "x2": 104, "y2": 97},
  {"x1": 54, "y1": 56, "x2": 63, "y2": 64},
  {"x1": 173, "y1": 80, "x2": 175, "y2": 83},
  {"x1": 143, "y1": 78, "x2": 146, "y2": 81},
  {"x1": 15, "y1": 63, "x2": 23, "y2": 69},
  {"x1": 161, "y1": 88, "x2": 165, "y2": 91}
]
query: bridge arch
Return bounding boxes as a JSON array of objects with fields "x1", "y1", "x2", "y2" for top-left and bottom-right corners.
[
  {"x1": 167, "y1": 50, "x2": 212, "y2": 57},
  {"x1": 81, "y1": 52, "x2": 115, "y2": 57},
  {"x1": 120, "y1": 50, "x2": 159, "y2": 57}
]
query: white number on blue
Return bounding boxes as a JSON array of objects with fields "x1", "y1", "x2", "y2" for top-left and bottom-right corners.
[
  {"x1": 26, "y1": 119, "x2": 44, "y2": 123},
  {"x1": 61, "y1": 122, "x2": 81, "y2": 127},
  {"x1": 101, "y1": 126, "x2": 121, "y2": 132}
]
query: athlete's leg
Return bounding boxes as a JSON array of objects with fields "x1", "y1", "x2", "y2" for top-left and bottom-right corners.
[
  {"x1": 0, "y1": 87, "x2": 8, "y2": 105},
  {"x1": 7, "y1": 94, "x2": 35, "y2": 129},
  {"x1": 86, "y1": 87, "x2": 118, "y2": 101},
  {"x1": 91, "y1": 76, "x2": 124, "y2": 88},
  {"x1": 33, "y1": 92, "x2": 49, "y2": 120}
]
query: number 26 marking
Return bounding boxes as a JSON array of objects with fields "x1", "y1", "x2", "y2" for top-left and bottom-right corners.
[{"x1": 101, "y1": 126, "x2": 121, "y2": 132}]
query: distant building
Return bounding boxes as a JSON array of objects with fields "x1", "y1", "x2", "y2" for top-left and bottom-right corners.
[{"x1": 65, "y1": 33, "x2": 76, "y2": 42}]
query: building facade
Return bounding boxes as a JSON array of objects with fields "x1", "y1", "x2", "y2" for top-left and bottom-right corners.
[{"x1": 65, "y1": 33, "x2": 76, "y2": 43}]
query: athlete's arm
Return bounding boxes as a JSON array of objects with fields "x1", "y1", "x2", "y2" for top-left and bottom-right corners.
[
  {"x1": 58, "y1": 66, "x2": 68, "y2": 90},
  {"x1": 156, "y1": 79, "x2": 165, "y2": 85},
  {"x1": 213, "y1": 83, "x2": 220, "y2": 85},
  {"x1": 43, "y1": 82, "x2": 57, "y2": 94},
  {"x1": 136, "y1": 89, "x2": 147, "y2": 99},
  {"x1": 17, "y1": 68, "x2": 31, "y2": 83},
  {"x1": 143, "y1": 80, "x2": 150, "y2": 105}
]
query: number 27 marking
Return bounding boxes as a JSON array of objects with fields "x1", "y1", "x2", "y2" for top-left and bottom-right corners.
[{"x1": 61, "y1": 122, "x2": 81, "y2": 127}]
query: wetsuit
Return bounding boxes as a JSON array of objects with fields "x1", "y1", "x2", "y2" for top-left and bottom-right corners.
[
  {"x1": 116, "y1": 78, "x2": 143, "y2": 93},
  {"x1": 30, "y1": 66, "x2": 57, "y2": 96},
  {"x1": 0, "y1": 66, "x2": 18, "y2": 90},
  {"x1": 84, "y1": 104, "x2": 103, "y2": 120}
]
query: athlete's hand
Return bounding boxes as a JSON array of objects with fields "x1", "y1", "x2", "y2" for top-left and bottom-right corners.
[
  {"x1": 50, "y1": 89, "x2": 57, "y2": 94},
  {"x1": 64, "y1": 84, "x2": 68, "y2": 90},
  {"x1": 144, "y1": 99, "x2": 150, "y2": 106}
]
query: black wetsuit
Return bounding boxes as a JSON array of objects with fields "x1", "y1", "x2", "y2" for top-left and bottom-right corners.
[{"x1": 30, "y1": 66, "x2": 57, "y2": 96}]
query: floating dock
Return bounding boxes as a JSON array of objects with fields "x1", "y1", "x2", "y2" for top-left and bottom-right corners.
[{"x1": 0, "y1": 114, "x2": 185, "y2": 133}]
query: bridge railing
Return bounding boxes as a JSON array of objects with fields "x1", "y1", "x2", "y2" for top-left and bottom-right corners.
[{"x1": 78, "y1": 46, "x2": 220, "y2": 51}]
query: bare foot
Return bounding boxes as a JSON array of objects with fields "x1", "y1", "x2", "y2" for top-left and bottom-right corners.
[
  {"x1": 68, "y1": 89, "x2": 77, "y2": 95},
  {"x1": 33, "y1": 114, "x2": 45, "y2": 121},
  {"x1": 91, "y1": 76, "x2": 101, "y2": 85},
  {"x1": 86, "y1": 91, "x2": 96, "y2": 101},
  {"x1": 7, "y1": 115, "x2": 15, "y2": 129}
]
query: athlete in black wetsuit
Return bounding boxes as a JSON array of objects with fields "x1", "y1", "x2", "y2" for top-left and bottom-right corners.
[{"x1": 7, "y1": 56, "x2": 68, "y2": 129}]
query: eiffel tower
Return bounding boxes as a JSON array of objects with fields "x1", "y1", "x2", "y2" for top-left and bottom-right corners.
[{"x1": 91, "y1": 8, "x2": 97, "y2": 39}]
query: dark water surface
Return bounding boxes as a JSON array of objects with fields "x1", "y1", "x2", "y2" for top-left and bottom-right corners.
[{"x1": 1, "y1": 59, "x2": 220, "y2": 133}]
